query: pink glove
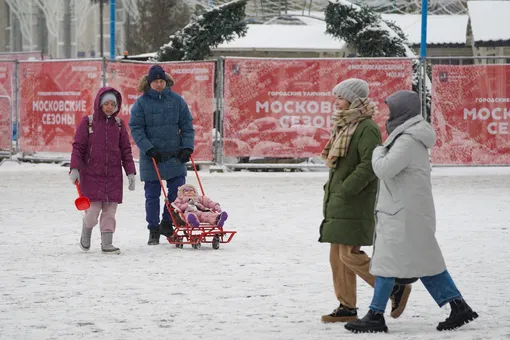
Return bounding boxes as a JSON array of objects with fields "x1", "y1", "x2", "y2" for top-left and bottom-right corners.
[{"x1": 214, "y1": 204, "x2": 222, "y2": 212}]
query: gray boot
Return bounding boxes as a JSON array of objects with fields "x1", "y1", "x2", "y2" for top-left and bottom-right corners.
[
  {"x1": 101, "y1": 232, "x2": 120, "y2": 254},
  {"x1": 80, "y1": 224, "x2": 93, "y2": 251}
]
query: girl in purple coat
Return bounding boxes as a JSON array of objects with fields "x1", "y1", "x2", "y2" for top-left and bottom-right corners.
[{"x1": 69, "y1": 87, "x2": 136, "y2": 254}]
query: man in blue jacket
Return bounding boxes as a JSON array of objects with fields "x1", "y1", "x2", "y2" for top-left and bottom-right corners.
[{"x1": 129, "y1": 65, "x2": 195, "y2": 245}]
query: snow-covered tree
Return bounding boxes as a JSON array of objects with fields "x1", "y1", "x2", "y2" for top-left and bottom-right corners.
[
  {"x1": 157, "y1": 0, "x2": 248, "y2": 61},
  {"x1": 325, "y1": 0, "x2": 431, "y2": 120}
]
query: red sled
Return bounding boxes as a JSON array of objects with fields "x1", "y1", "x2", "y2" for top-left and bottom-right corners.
[{"x1": 151, "y1": 156, "x2": 237, "y2": 250}]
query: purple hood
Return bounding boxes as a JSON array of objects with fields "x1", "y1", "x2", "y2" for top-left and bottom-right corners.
[{"x1": 70, "y1": 87, "x2": 136, "y2": 203}]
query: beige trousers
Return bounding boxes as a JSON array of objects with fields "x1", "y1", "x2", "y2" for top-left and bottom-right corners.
[{"x1": 329, "y1": 244, "x2": 376, "y2": 309}]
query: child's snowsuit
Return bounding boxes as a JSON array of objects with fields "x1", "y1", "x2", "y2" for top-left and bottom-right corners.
[{"x1": 172, "y1": 184, "x2": 228, "y2": 227}]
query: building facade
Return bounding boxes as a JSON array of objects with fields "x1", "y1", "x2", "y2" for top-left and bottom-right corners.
[{"x1": 0, "y1": 0, "x2": 137, "y2": 59}]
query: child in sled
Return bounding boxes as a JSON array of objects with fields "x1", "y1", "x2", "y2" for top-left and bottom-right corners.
[{"x1": 172, "y1": 184, "x2": 228, "y2": 227}]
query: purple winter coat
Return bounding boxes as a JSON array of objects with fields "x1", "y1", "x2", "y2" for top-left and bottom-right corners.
[{"x1": 70, "y1": 87, "x2": 136, "y2": 203}]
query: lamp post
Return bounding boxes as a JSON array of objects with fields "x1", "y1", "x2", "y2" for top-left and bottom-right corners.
[
  {"x1": 420, "y1": 0, "x2": 428, "y2": 118},
  {"x1": 420, "y1": 0, "x2": 428, "y2": 60},
  {"x1": 99, "y1": 0, "x2": 104, "y2": 57},
  {"x1": 110, "y1": 0, "x2": 116, "y2": 60}
]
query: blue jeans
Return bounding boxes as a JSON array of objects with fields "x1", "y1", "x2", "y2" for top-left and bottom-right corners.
[
  {"x1": 144, "y1": 176, "x2": 185, "y2": 230},
  {"x1": 369, "y1": 270, "x2": 463, "y2": 313}
]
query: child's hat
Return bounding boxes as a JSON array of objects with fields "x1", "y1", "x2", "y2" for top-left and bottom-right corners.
[
  {"x1": 100, "y1": 92, "x2": 117, "y2": 107},
  {"x1": 178, "y1": 184, "x2": 198, "y2": 197}
]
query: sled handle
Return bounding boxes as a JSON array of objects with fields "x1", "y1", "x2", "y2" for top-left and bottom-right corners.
[
  {"x1": 190, "y1": 155, "x2": 205, "y2": 197},
  {"x1": 152, "y1": 158, "x2": 180, "y2": 229}
]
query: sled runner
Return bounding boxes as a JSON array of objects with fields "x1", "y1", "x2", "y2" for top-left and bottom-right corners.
[{"x1": 152, "y1": 156, "x2": 236, "y2": 250}]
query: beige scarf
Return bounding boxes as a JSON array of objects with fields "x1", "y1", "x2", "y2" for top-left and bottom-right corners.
[{"x1": 321, "y1": 98, "x2": 376, "y2": 168}]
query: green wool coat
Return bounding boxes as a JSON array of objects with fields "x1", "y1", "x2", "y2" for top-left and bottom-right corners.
[{"x1": 319, "y1": 119, "x2": 382, "y2": 246}]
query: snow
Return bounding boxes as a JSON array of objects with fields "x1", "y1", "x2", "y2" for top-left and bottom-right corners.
[
  {"x1": 467, "y1": 1, "x2": 510, "y2": 44},
  {"x1": 215, "y1": 21, "x2": 347, "y2": 52},
  {"x1": 0, "y1": 162, "x2": 509, "y2": 339},
  {"x1": 382, "y1": 14, "x2": 469, "y2": 46},
  {"x1": 121, "y1": 52, "x2": 157, "y2": 59},
  {"x1": 285, "y1": 9, "x2": 469, "y2": 47}
]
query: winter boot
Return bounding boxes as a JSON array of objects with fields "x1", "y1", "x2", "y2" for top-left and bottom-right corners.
[
  {"x1": 147, "y1": 228, "x2": 160, "y2": 245},
  {"x1": 80, "y1": 224, "x2": 93, "y2": 251},
  {"x1": 101, "y1": 232, "x2": 120, "y2": 254},
  {"x1": 159, "y1": 220, "x2": 174, "y2": 238},
  {"x1": 186, "y1": 213, "x2": 200, "y2": 228},
  {"x1": 390, "y1": 284, "x2": 412, "y2": 318},
  {"x1": 216, "y1": 211, "x2": 228, "y2": 227},
  {"x1": 321, "y1": 304, "x2": 358, "y2": 323},
  {"x1": 437, "y1": 298, "x2": 478, "y2": 331},
  {"x1": 345, "y1": 310, "x2": 388, "y2": 333}
]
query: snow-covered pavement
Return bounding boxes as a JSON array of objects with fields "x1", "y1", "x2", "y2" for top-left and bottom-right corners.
[{"x1": 0, "y1": 162, "x2": 509, "y2": 340}]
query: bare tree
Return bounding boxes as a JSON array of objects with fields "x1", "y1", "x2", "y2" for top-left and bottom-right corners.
[
  {"x1": 125, "y1": 0, "x2": 191, "y2": 55},
  {"x1": 90, "y1": 0, "x2": 109, "y2": 57}
]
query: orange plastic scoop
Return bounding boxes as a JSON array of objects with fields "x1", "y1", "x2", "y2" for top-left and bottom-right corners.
[{"x1": 74, "y1": 180, "x2": 91, "y2": 211}]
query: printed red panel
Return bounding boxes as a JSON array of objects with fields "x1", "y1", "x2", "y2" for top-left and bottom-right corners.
[
  {"x1": 106, "y1": 61, "x2": 215, "y2": 161},
  {"x1": 19, "y1": 61, "x2": 103, "y2": 153},
  {"x1": 0, "y1": 62, "x2": 14, "y2": 151},
  {"x1": 431, "y1": 65, "x2": 510, "y2": 165},
  {"x1": 223, "y1": 58, "x2": 413, "y2": 158}
]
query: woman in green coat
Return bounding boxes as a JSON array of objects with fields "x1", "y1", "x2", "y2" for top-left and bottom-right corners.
[{"x1": 319, "y1": 78, "x2": 411, "y2": 323}]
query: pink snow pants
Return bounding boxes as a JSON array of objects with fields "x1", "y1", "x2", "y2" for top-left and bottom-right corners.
[
  {"x1": 186, "y1": 211, "x2": 218, "y2": 224},
  {"x1": 83, "y1": 202, "x2": 118, "y2": 233}
]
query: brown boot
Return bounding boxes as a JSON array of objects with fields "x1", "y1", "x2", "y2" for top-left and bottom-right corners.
[
  {"x1": 321, "y1": 304, "x2": 358, "y2": 323},
  {"x1": 390, "y1": 284, "x2": 412, "y2": 318}
]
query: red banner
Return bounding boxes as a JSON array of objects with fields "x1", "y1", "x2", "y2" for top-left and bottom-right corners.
[
  {"x1": 19, "y1": 61, "x2": 103, "y2": 153},
  {"x1": 0, "y1": 62, "x2": 14, "y2": 151},
  {"x1": 431, "y1": 65, "x2": 510, "y2": 165},
  {"x1": 105, "y1": 61, "x2": 215, "y2": 161},
  {"x1": 223, "y1": 58, "x2": 413, "y2": 158}
]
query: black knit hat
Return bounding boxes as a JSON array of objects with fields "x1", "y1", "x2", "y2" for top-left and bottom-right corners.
[{"x1": 147, "y1": 65, "x2": 166, "y2": 85}]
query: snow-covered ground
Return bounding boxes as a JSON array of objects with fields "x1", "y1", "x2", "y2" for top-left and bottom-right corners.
[{"x1": 0, "y1": 162, "x2": 509, "y2": 340}]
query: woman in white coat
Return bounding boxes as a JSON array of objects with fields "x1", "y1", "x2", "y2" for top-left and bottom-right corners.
[{"x1": 345, "y1": 90, "x2": 478, "y2": 334}]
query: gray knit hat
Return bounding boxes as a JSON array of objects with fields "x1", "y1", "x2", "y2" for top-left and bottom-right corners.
[
  {"x1": 100, "y1": 92, "x2": 117, "y2": 107},
  {"x1": 332, "y1": 78, "x2": 370, "y2": 104}
]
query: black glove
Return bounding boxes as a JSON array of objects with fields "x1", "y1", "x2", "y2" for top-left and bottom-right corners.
[
  {"x1": 178, "y1": 148, "x2": 193, "y2": 163},
  {"x1": 146, "y1": 147, "x2": 162, "y2": 164}
]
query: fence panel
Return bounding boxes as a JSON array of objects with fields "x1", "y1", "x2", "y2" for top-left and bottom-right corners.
[
  {"x1": 9, "y1": 56, "x2": 510, "y2": 166},
  {"x1": 105, "y1": 60, "x2": 216, "y2": 161},
  {"x1": 0, "y1": 52, "x2": 43, "y2": 61},
  {"x1": 18, "y1": 59, "x2": 103, "y2": 154},
  {"x1": 0, "y1": 61, "x2": 15, "y2": 155},
  {"x1": 430, "y1": 58, "x2": 510, "y2": 165},
  {"x1": 222, "y1": 57, "x2": 414, "y2": 158}
]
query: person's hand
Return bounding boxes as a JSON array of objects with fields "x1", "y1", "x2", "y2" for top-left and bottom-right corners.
[
  {"x1": 178, "y1": 148, "x2": 193, "y2": 163},
  {"x1": 69, "y1": 168, "x2": 80, "y2": 184},
  {"x1": 128, "y1": 174, "x2": 136, "y2": 191},
  {"x1": 146, "y1": 148, "x2": 162, "y2": 163}
]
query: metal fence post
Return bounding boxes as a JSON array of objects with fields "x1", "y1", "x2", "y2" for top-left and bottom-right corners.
[
  {"x1": 422, "y1": 58, "x2": 428, "y2": 122},
  {"x1": 14, "y1": 59, "x2": 19, "y2": 155},
  {"x1": 215, "y1": 56, "x2": 225, "y2": 167},
  {"x1": 102, "y1": 57, "x2": 107, "y2": 87},
  {"x1": 418, "y1": 59, "x2": 424, "y2": 118}
]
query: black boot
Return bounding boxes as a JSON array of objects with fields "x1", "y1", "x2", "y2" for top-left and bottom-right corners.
[
  {"x1": 345, "y1": 310, "x2": 388, "y2": 333},
  {"x1": 321, "y1": 304, "x2": 357, "y2": 323},
  {"x1": 159, "y1": 220, "x2": 174, "y2": 238},
  {"x1": 390, "y1": 284, "x2": 412, "y2": 318},
  {"x1": 147, "y1": 228, "x2": 160, "y2": 245},
  {"x1": 437, "y1": 298, "x2": 478, "y2": 331}
]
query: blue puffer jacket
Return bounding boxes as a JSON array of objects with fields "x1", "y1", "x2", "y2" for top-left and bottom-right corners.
[{"x1": 129, "y1": 73, "x2": 194, "y2": 182}]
